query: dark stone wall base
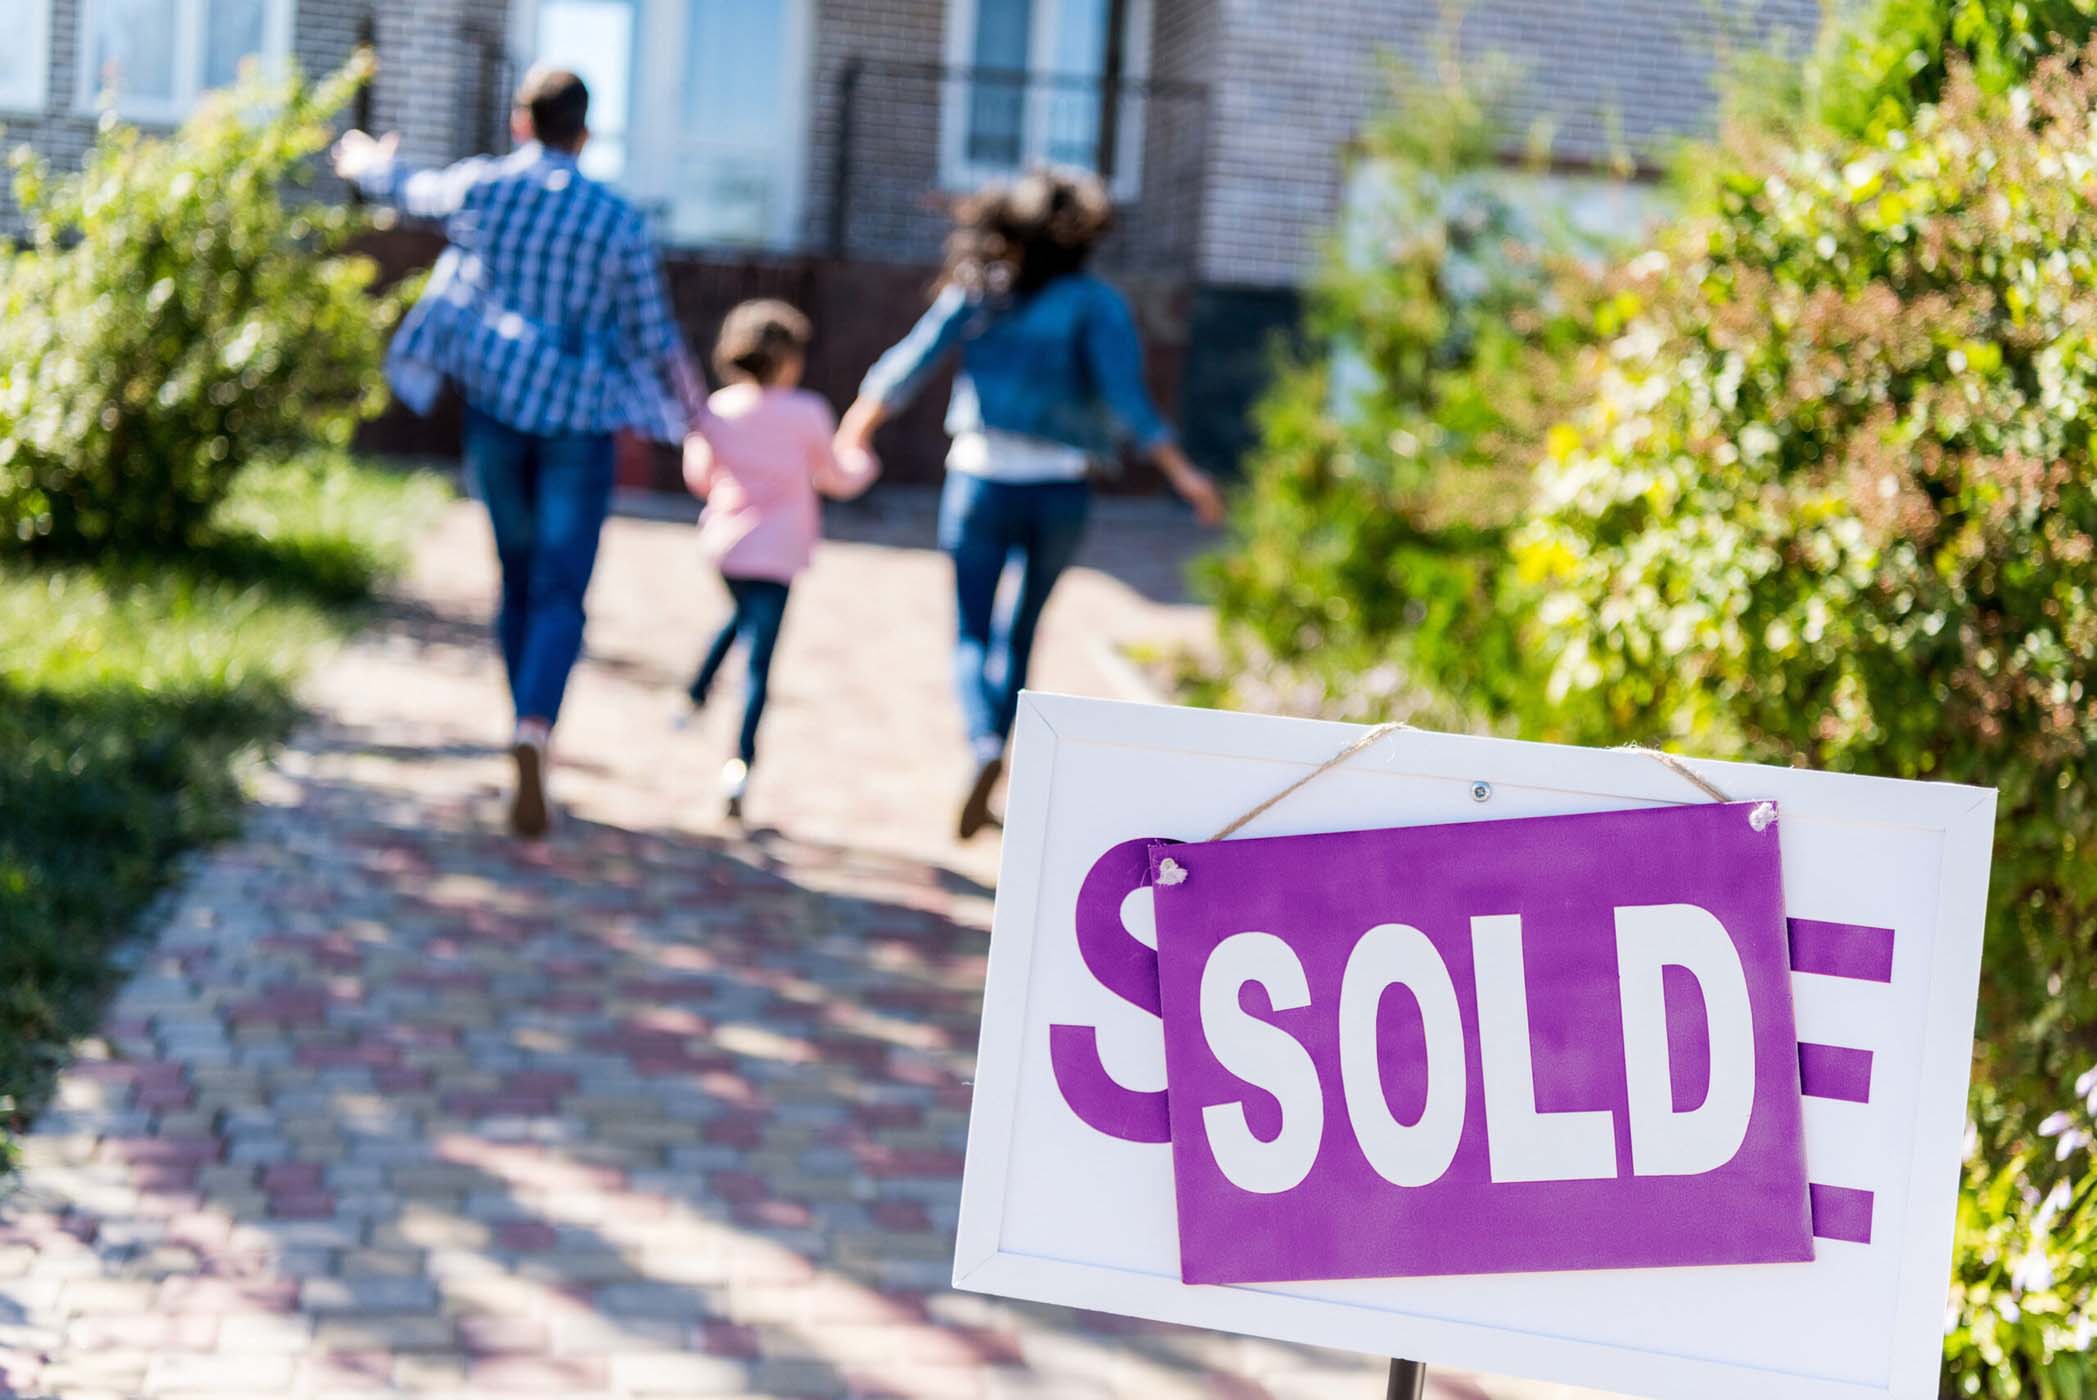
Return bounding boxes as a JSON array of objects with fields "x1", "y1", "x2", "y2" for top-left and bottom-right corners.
[{"x1": 1177, "y1": 282, "x2": 1305, "y2": 478}]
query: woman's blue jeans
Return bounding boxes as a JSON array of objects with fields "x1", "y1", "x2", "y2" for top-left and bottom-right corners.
[
  {"x1": 690, "y1": 576, "x2": 792, "y2": 765},
  {"x1": 938, "y1": 473, "x2": 1091, "y2": 761},
  {"x1": 462, "y1": 405, "x2": 615, "y2": 727}
]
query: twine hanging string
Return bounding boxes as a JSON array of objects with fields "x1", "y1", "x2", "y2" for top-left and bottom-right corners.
[
  {"x1": 1207, "y1": 722, "x2": 1413, "y2": 842},
  {"x1": 1197, "y1": 726, "x2": 1757, "y2": 847},
  {"x1": 1612, "y1": 743, "x2": 1735, "y2": 803}
]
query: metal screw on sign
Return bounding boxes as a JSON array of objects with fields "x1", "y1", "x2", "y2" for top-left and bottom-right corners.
[
  {"x1": 1470, "y1": 780, "x2": 1492, "y2": 803},
  {"x1": 1387, "y1": 1358, "x2": 1426, "y2": 1399}
]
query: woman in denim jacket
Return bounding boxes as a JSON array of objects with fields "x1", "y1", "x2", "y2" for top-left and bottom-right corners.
[{"x1": 836, "y1": 170, "x2": 1224, "y2": 839}]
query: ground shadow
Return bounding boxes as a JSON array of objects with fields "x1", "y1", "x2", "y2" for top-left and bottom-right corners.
[
  {"x1": 616, "y1": 482, "x2": 1210, "y2": 611},
  {"x1": 0, "y1": 710, "x2": 1375, "y2": 1398}
]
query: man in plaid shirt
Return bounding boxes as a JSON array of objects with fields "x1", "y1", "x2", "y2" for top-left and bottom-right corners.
[{"x1": 335, "y1": 67, "x2": 704, "y2": 838}]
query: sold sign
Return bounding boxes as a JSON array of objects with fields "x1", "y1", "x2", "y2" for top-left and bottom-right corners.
[{"x1": 1055, "y1": 802, "x2": 1814, "y2": 1285}]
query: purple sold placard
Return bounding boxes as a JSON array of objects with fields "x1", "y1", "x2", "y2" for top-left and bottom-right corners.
[{"x1": 1147, "y1": 802, "x2": 1812, "y2": 1284}]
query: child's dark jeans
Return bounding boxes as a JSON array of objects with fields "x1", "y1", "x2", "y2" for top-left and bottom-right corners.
[{"x1": 690, "y1": 576, "x2": 791, "y2": 764}]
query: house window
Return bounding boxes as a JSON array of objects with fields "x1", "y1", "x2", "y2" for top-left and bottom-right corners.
[
  {"x1": 77, "y1": 0, "x2": 294, "y2": 123},
  {"x1": 528, "y1": 0, "x2": 637, "y2": 183},
  {"x1": 942, "y1": 0, "x2": 1152, "y2": 196},
  {"x1": 519, "y1": 0, "x2": 813, "y2": 250},
  {"x1": 0, "y1": 0, "x2": 52, "y2": 113},
  {"x1": 658, "y1": 0, "x2": 811, "y2": 246}
]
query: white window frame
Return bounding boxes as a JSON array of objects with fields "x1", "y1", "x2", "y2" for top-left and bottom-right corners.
[
  {"x1": 630, "y1": 0, "x2": 814, "y2": 250},
  {"x1": 0, "y1": 0, "x2": 53, "y2": 114},
  {"x1": 516, "y1": 0, "x2": 815, "y2": 252},
  {"x1": 513, "y1": 0, "x2": 643, "y2": 184},
  {"x1": 75, "y1": 0, "x2": 297, "y2": 125},
  {"x1": 939, "y1": 0, "x2": 1152, "y2": 199}
]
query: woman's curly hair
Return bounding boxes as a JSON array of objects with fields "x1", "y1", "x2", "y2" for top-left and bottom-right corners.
[{"x1": 940, "y1": 167, "x2": 1115, "y2": 299}]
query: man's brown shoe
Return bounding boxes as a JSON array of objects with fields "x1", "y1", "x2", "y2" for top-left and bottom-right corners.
[{"x1": 510, "y1": 732, "x2": 550, "y2": 838}]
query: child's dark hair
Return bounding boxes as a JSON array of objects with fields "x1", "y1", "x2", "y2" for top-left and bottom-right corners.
[
  {"x1": 941, "y1": 167, "x2": 1114, "y2": 299},
  {"x1": 713, "y1": 300, "x2": 813, "y2": 385}
]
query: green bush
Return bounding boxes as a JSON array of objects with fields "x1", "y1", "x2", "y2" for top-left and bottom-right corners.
[
  {"x1": 1950, "y1": 1070, "x2": 2096, "y2": 1397},
  {"x1": 1198, "y1": 55, "x2": 1599, "y2": 726},
  {"x1": 0, "y1": 55, "x2": 397, "y2": 552},
  {"x1": 1715, "y1": 0, "x2": 2097, "y2": 152},
  {"x1": 1514, "y1": 55, "x2": 2097, "y2": 1392},
  {"x1": 1204, "y1": 6, "x2": 2097, "y2": 1390},
  {"x1": 1813, "y1": 0, "x2": 2097, "y2": 139}
]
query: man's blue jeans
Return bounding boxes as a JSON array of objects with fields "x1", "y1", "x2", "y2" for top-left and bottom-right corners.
[
  {"x1": 938, "y1": 473, "x2": 1091, "y2": 760},
  {"x1": 463, "y1": 405, "x2": 616, "y2": 727},
  {"x1": 689, "y1": 575, "x2": 791, "y2": 765}
]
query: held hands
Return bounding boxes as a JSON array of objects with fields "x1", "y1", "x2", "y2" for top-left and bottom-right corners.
[
  {"x1": 682, "y1": 430, "x2": 716, "y2": 499},
  {"x1": 833, "y1": 398, "x2": 885, "y2": 459},
  {"x1": 332, "y1": 129, "x2": 400, "y2": 183}
]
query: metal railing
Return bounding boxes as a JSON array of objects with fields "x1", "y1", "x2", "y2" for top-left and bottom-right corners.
[{"x1": 827, "y1": 60, "x2": 1210, "y2": 275}]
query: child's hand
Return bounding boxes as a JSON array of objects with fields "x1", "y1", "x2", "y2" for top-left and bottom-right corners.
[
  {"x1": 681, "y1": 432, "x2": 715, "y2": 498},
  {"x1": 819, "y1": 444, "x2": 881, "y2": 501}
]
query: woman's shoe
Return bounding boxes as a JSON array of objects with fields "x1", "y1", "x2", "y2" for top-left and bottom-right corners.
[
  {"x1": 721, "y1": 758, "x2": 750, "y2": 822},
  {"x1": 510, "y1": 724, "x2": 551, "y2": 838},
  {"x1": 958, "y1": 754, "x2": 1003, "y2": 840}
]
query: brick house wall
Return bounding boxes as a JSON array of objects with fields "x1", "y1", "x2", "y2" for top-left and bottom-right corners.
[
  {"x1": 1145, "y1": 0, "x2": 1219, "y2": 274},
  {"x1": 1168, "y1": 0, "x2": 1821, "y2": 468},
  {"x1": 1194, "y1": 0, "x2": 1823, "y2": 288},
  {"x1": 800, "y1": 0, "x2": 948, "y2": 259},
  {"x1": 0, "y1": 0, "x2": 508, "y2": 232},
  {"x1": 4, "y1": 0, "x2": 1830, "y2": 479},
  {"x1": 1, "y1": 0, "x2": 93, "y2": 230}
]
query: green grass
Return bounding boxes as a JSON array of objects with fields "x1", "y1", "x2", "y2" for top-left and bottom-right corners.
[{"x1": 0, "y1": 451, "x2": 447, "y2": 1163}]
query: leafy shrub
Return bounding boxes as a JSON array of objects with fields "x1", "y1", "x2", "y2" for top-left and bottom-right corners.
[
  {"x1": 1514, "y1": 56, "x2": 2097, "y2": 1392},
  {"x1": 1205, "y1": 5, "x2": 2097, "y2": 1389},
  {"x1": 0, "y1": 55, "x2": 396, "y2": 552},
  {"x1": 1716, "y1": 0, "x2": 2097, "y2": 152},
  {"x1": 1949, "y1": 1068, "x2": 2097, "y2": 1398},
  {"x1": 1198, "y1": 55, "x2": 1602, "y2": 726},
  {"x1": 1813, "y1": 0, "x2": 2097, "y2": 139}
]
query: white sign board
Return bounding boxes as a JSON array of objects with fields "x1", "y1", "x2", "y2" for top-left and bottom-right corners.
[{"x1": 954, "y1": 695, "x2": 1995, "y2": 1400}]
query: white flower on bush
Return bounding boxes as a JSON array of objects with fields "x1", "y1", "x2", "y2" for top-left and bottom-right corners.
[{"x1": 1738, "y1": 423, "x2": 1781, "y2": 462}]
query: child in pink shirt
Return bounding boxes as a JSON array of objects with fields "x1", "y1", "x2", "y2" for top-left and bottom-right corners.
[{"x1": 683, "y1": 300, "x2": 878, "y2": 817}]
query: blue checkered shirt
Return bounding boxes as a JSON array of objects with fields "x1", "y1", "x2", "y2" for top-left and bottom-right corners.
[{"x1": 354, "y1": 143, "x2": 702, "y2": 442}]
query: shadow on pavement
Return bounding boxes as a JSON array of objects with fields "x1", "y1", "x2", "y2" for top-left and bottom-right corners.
[{"x1": 0, "y1": 713, "x2": 1362, "y2": 1399}]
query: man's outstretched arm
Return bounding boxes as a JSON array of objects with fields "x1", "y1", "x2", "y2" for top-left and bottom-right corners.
[{"x1": 332, "y1": 129, "x2": 488, "y2": 220}]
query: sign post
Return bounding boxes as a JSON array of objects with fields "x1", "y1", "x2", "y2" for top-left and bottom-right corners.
[
  {"x1": 956, "y1": 695, "x2": 1995, "y2": 1400},
  {"x1": 1387, "y1": 1360, "x2": 1426, "y2": 1400}
]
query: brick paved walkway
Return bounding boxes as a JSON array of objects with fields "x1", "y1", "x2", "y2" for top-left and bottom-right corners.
[{"x1": 0, "y1": 487, "x2": 1585, "y2": 1400}]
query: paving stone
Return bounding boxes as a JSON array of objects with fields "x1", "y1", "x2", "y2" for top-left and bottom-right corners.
[
  {"x1": 300, "y1": 1276, "x2": 439, "y2": 1314},
  {"x1": 0, "y1": 495, "x2": 1421, "y2": 1400},
  {"x1": 316, "y1": 1313, "x2": 458, "y2": 1350},
  {"x1": 143, "y1": 1352, "x2": 294, "y2": 1392},
  {"x1": 606, "y1": 1351, "x2": 751, "y2": 1392}
]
